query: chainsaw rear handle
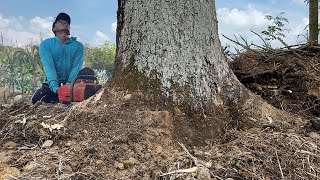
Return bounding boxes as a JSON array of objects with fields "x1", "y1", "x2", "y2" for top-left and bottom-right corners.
[{"x1": 70, "y1": 75, "x2": 98, "y2": 102}]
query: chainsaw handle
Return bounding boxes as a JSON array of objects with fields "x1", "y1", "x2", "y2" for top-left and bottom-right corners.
[{"x1": 70, "y1": 75, "x2": 98, "y2": 102}]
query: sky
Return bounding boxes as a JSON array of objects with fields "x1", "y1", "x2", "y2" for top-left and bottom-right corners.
[{"x1": 0, "y1": 0, "x2": 311, "y2": 47}]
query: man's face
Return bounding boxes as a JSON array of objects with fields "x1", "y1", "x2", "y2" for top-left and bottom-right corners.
[
  {"x1": 56, "y1": 29, "x2": 69, "y2": 42},
  {"x1": 54, "y1": 20, "x2": 70, "y2": 42}
]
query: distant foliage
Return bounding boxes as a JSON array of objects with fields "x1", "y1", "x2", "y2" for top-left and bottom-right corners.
[
  {"x1": 0, "y1": 44, "x2": 44, "y2": 97},
  {"x1": 84, "y1": 41, "x2": 116, "y2": 84}
]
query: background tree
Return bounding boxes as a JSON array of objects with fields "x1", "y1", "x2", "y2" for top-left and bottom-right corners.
[{"x1": 306, "y1": 0, "x2": 319, "y2": 45}]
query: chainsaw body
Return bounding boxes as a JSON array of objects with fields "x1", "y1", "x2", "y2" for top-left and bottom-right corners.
[{"x1": 57, "y1": 75, "x2": 100, "y2": 103}]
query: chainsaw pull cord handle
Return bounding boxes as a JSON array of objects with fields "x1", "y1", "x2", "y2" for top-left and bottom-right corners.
[{"x1": 70, "y1": 75, "x2": 98, "y2": 102}]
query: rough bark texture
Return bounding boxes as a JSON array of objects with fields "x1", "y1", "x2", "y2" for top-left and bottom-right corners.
[
  {"x1": 309, "y1": 0, "x2": 318, "y2": 45},
  {"x1": 108, "y1": 0, "x2": 291, "y2": 145},
  {"x1": 112, "y1": 0, "x2": 243, "y2": 107}
]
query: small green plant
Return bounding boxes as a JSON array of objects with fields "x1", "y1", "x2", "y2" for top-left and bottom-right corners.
[
  {"x1": 235, "y1": 159, "x2": 241, "y2": 167},
  {"x1": 261, "y1": 12, "x2": 290, "y2": 47}
]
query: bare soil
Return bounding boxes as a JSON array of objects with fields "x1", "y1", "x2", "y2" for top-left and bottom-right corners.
[{"x1": 1, "y1": 46, "x2": 320, "y2": 179}]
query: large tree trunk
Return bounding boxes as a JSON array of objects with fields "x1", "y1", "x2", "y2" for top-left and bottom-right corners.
[
  {"x1": 309, "y1": 0, "x2": 318, "y2": 45},
  {"x1": 108, "y1": 0, "x2": 289, "y2": 144},
  {"x1": 112, "y1": 0, "x2": 241, "y2": 105}
]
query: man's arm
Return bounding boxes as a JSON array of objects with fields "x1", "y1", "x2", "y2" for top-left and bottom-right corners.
[
  {"x1": 39, "y1": 41, "x2": 60, "y2": 93},
  {"x1": 68, "y1": 43, "x2": 84, "y2": 82}
]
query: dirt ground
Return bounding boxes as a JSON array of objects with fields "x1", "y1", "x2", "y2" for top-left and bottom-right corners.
[{"x1": 1, "y1": 46, "x2": 320, "y2": 179}]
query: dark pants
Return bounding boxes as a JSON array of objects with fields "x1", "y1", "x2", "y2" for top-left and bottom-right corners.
[
  {"x1": 31, "y1": 83, "x2": 59, "y2": 104},
  {"x1": 31, "y1": 67, "x2": 95, "y2": 104}
]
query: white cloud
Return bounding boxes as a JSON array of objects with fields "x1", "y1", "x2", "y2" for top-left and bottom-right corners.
[
  {"x1": 217, "y1": 4, "x2": 270, "y2": 48},
  {"x1": 4, "y1": 29, "x2": 40, "y2": 46},
  {"x1": 29, "y1": 16, "x2": 54, "y2": 38},
  {"x1": 217, "y1": 3, "x2": 311, "y2": 48},
  {"x1": 112, "y1": 21, "x2": 117, "y2": 33},
  {"x1": 0, "y1": 15, "x2": 10, "y2": 28},
  {"x1": 93, "y1": 30, "x2": 110, "y2": 46},
  {"x1": 292, "y1": 0, "x2": 306, "y2": 5},
  {"x1": 0, "y1": 14, "x2": 56, "y2": 46},
  {"x1": 286, "y1": 18, "x2": 309, "y2": 44},
  {"x1": 217, "y1": 5, "x2": 268, "y2": 28},
  {"x1": 290, "y1": 18, "x2": 308, "y2": 36},
  {"x1": 30, "y1": 16, "x2": 54, "y2": 30}
]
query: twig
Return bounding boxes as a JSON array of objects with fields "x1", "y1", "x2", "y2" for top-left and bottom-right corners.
[
  {"x1": 250, "y1": 30, "x2": 271, "y2": 50},
  {"x1": 279, "y1": 43, "x2": 306, "y2": 50},
  {"x1": 277, "y1": 37, "x2": 302, "y2": 58},
  {"x1": 178, "y1": 142, "x2": 198, "y2": 164},
  {"x1": 178, "y1": 142, "x2": 212, "y2": 168},
  {"x1": 222, "y1": 34, "x2": 259, "y2": 54},
  {"x1": 251, "y1": 43, "x2": 268, "y2": 51},
  {"x1": 275, "y1": 151, "x2": 284, "y2": 179},
  {"x1": 159, "y1": 167, "x2": 198, "y2": 177},
  {"x1": 309, "y1": 45, "x2": 320, "y2": 49}
]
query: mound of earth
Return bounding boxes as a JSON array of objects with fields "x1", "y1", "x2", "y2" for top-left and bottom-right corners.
[
  {"x1": 0, "y1": 89, "x2": 319, "y2": 179},
  {"x1": 0, "y1": 46, "x2": 320, "y2": 179}
]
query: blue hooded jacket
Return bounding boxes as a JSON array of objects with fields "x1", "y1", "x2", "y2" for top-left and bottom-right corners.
[{"x1": 39, "y1": 36, "x2": 84, "y2": 93}]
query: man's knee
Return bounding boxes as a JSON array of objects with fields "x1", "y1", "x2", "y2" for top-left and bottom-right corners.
[{"x1": 31, "y1": 84, "x2": 58, "y2": 104}]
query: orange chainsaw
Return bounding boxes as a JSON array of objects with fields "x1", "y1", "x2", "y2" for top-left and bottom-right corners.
[{"x1": 57, "y1": 75, "x2": 101, "y2": 103}]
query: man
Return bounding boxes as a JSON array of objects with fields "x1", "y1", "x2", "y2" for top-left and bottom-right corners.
[{"x1": 31, "y1": 12, "x2": 84, "y2": 104}]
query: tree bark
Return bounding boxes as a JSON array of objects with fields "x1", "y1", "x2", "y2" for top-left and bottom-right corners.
[
  {"x1": 108, "y1": 0, "x2": 290, "y2": 144},
  {"x1": 112, "y1": 0, "x2": 243, "y2": 105},
  {"x1": 309, "y1": 0, "x2": 318, "y2": 45}
]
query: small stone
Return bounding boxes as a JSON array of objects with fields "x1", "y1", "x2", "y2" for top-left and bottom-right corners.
[
  {"x1": 174, "y1": 107, "x2": 184, "y2": 116},
  {"x1": 24, "y1": 161, "x2": 38, "y2": 171},
  {"x1": 144, "y1": 153, "x2": 151, "y2": 160},
  {"x1": 3, "y1": 141, "x2": 17, "y2": 150},
  {"x1": 64, "y1": 150, "x2": 71, "y2": 154},
  {"x1": 0, "y1": 167, "x2": 21, "y2": 179},
  {"x1": 121, "y1": 144, "x2": 129, "y2": 151},
  {"x1": 215, "y1": 163, "x2": 223, "y2": 170},
  {"x1": 65, "y1": 141, "x2": 74, "y2": 147},
  {"x1": 215, "y1": 152, "x2": 224, "y2": 158},
  {"x1": 197, "y1": 167, "x2": 211, "y2": 180},
  {"x1": 52, "y1": 146, "x2": 59, "y2": 150},
  {"x1": 155, "y1": 145, "x2": 163, "y2": 154},
  {"x1": 308, "y1": 132, "x2": 320, "y2": 140},
  {"x1": 0, "y1": 152, "x2": 12, "y2": 164},
  {"x1": 96, "y1": 160, "x2": 104, "y2": 165},
  {"x1": 133, "y1": 143, "x2": 144, "y2": 153},
  {"x1": 13, "y1": 95, "x2": 23, "y2": 103},
  {"x1": 83, "y1": 130, "x2": 88, "y2": 134},
  {"x1": 42, "y1": 140, "x2": 54, "y2": 148},
  {"x1": 70, "y1": 161, "x2": 81, "y2": 169},
  {"x1": 123, "y1": 157, "x2": 138, "y2": 167},
  {"x1": 286, "y1": 129, "x2": 295, "y2": 133},
  {"x1": 64, "y1": 165, "x2": 73, "y2": 172},
  {"x1": 115, "y1": 162, "x2": 124, "y2": 170},
  {"x1": 124, "y1": 94, "x2": 132, "y2": 101}
]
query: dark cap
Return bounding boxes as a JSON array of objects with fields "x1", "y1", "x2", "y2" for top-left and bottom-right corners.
[
  {"x1": 55, "y1": 12, "x2": 71, "y2": 25},
  {"x1": 52, "y1": 12, "x2": 71, "y2": 33}
]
